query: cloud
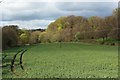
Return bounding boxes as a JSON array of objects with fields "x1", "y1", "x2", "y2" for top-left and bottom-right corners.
[
  {"x1": 0, "y1": 0, "x2": 119, "y2": 2},
  {"x1": 56, "y1": 2, "x2": 117, "y2": 11},
  {"x1": 55, "y1": 2, "x2": 118, "y2": 17},
  {"x1": 1, "y1": 2, "x2": 118, "y2": 21},
  {"x1": 0, "y1": 20, "x2": 55, "y2": 29},
  {"x1": 0, "y1": 1, "x2": 118, "y2": 29}
]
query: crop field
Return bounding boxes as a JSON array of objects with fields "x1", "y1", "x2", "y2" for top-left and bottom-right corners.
[{"x1": 2, "y1": 43, "x2": 118, "y2": 78}]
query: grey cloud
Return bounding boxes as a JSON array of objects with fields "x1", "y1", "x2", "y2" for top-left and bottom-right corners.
[
  {"x1": 55, "y1": 2, "x2": 117, "y2": 11},
  {"x1": 2, "y1": 2, "x2": 118, "y2": 21},
  {"x1": 2, "y1": 2, "x2": 64, "y2": 21},
  {"x1": 0, "y1": 2, "x2": 118, "y2": 29},
  {"x1": 55, "y1": 2, "x2": 118, "y2": 17}
]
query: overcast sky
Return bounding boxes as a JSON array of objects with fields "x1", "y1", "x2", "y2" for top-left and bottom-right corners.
[{"x1": 0, "y1": 0, "x2": 118, "y2": 29}]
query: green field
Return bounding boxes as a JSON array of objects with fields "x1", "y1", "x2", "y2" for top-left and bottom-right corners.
[{"x1": 2, "y1": 43, "x2": 118, "y2": 78}]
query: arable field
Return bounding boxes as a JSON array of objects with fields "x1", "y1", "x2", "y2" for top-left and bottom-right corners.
[{"x1": 2, "y1": 43, "x2": 118, "y2": 78}]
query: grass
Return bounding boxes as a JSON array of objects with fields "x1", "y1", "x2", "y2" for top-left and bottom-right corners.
[{"x1": 2, "y1": 42, "x2": 118, "y2": 78}]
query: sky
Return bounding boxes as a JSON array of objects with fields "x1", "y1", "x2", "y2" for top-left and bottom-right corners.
[{"x1": 0, "y1": 0, "x2": 119, "y2": 29}]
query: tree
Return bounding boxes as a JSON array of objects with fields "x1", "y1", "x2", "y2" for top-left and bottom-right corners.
[
  {"x1": 2, "y1": 26, "x2": 18, "y2": 49},
  {"x1": 105, "y1": 16, "x2": 117, "y2": 40},
  {"x1": 29, "y1": 31, "x2": 41, "y2": 44},
  {"x1": 39, "y1": 32, "x2": 50, "y2": 43},
  {"x1": 20, "y1": 33, "x2": 29, "y2": 44},
  {"x1": 0, "y1": 27, "x2": 2, "y2": 50},
  {"x1": 105, "y1": 8, "x2": 119, "y2": 40}
]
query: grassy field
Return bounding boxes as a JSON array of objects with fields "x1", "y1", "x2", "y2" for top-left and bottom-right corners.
[{"x1": 2, "y1": 43, "x2": 118, "y2": 78}]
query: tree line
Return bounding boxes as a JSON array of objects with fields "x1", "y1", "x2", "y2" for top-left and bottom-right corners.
[
  {"x1": 2, "y1": 8, "x2": 120, "y2": 49},
  {"x1": 2, "y1": 25, "x2": 44, "y2": 49},
  {"x1": 38, "y1": 8, "x2": 119, "y2": 43}
]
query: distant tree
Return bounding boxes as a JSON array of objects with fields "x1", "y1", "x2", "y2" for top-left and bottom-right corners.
[
  {"x1": 19, "y1": 30, "x2": 30, "y2": 44},
  {"x1": 20, "y1": 33, "x2": 29, "y2": 44},
  {"x1": 106, "y1": 8, "x2": 119, "y2": 40},
  {"x1": 94, "y1": 17, "x2": 109, "y2": 40},
  {"x1": 60, "y1": 28, "x2": 71, "y2": 42},
  {"x1": 39, "y1": 32, "x2": 50, "y2": 43},
  {"x1": 47, "y1": 16, "x2": 66, "y2": 42},
  {"x1": 0, "y1": 27, "x2": 2, "y2": 49},
  {"x1": 50, "y1": 32, "x2": 60, "y2": 42},
  {"x1": 2, "y1": 26, "x2": 18, "y2": 49},
  {"x1": 29, "y1": 31, "x2": 41, "y2": 44}
]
